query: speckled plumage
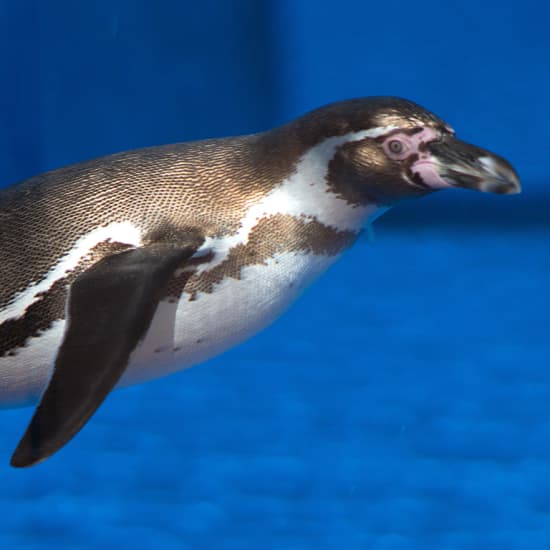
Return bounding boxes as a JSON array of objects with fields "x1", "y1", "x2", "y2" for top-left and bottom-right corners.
[{"x1": 0, "y1": 97, "x2": 520, "y2": 467}]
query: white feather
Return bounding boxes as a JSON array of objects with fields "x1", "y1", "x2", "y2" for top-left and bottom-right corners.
[{"x1": 0, "y1": 222, "x2": 142, "y2": 324}]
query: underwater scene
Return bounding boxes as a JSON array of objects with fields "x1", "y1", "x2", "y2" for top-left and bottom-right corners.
[{"x1": 0, "y1": 1, "x2": 549, "y2": 548}]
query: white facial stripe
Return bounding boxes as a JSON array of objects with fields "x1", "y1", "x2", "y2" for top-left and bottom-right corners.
[
  {"x1": 195, "y1": 127, "x2": 396, "y2": 269},
  {"x1": 1, "y1": 222, "x2": 142, "y2": 323}
]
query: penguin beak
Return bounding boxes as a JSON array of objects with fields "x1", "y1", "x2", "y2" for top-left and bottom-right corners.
[{"x1": 415, "y1": 136, "x2": 521, "y2": 195}]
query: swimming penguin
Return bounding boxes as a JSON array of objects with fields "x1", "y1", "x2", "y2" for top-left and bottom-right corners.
[{"x1": 0, "y1": 97, "x2": 520, "y2": 467}]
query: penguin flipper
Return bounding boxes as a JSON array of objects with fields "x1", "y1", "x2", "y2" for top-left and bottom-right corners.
[{"x1": 10, "y1": 242, "x2": 200, "y2": 468}]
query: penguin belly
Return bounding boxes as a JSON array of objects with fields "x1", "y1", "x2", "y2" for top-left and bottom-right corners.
[
  {"x1": 0, "y1": 250, "x2": 338, "y2": 405},
  {"x1": 121, "y1": 250, "x2": 338, "y2": 385},
  {"x1": 0, "y1": 320, "x2": 66, "y2": 407}
]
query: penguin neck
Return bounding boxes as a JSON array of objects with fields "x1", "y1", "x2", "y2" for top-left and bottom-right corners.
[{"x1": 256, "y1": 127, "x2": 390, "y2": 234}]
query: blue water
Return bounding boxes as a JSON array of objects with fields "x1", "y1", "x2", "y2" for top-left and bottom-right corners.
[
  {"x1": 2, "y1": 219, "x2": 548, "y2": 548},
  {"x1": 1, "y1": 1, "x2": 549, "y2": 548}
]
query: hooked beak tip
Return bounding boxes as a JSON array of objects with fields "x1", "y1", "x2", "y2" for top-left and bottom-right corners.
[
  {"x1": 495, "y1": 182, "x2": 521, "y2": 195},
  {"x1": 478, "y1": 171, "x2": 521, "y2": 195},
  {"x1": 427, "y1": 138, "x2": 522, "y2": 196},
  {"x1": 476, "y1": 155, "x2": 521, "y2": 195}
]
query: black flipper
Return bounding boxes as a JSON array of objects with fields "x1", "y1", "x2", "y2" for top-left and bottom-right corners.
[{"x1": 10, "y1": 242, "x2": 200, "y2": 467}]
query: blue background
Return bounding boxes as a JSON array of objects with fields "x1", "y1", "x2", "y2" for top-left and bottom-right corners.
[{"x1": 0, "y1": 1, "x2": 549, "y2": 548}]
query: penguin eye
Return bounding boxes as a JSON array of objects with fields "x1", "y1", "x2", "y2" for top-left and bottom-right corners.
[
  {"x1": 388, "y1": 140, "x2": 404, "y2": 155},
  {"x1": 383, "y1": 136, "x2": 411, "y2": 160}
]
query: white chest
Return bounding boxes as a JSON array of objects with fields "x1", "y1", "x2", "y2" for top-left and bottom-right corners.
[
  {"x1": 122, "y1": 250, "x2": 339, "y2": 384},
  {"x1": 0, "y1": 250, "x2": 338, "y2": 405}
]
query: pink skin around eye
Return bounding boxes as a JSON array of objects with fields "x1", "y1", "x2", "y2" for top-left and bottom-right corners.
[{"x1": 383, "y1": 127, "x2": 451, "y2": 189}]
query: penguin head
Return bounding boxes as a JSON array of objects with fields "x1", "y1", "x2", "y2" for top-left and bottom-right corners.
[{"x1": 294, "y1": 97, "x2": 521, "y2": 206}]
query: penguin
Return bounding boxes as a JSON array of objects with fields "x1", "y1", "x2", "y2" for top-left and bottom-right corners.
[{"x1": 0, "y1": 97, "x2": 520, "y2": 467}]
